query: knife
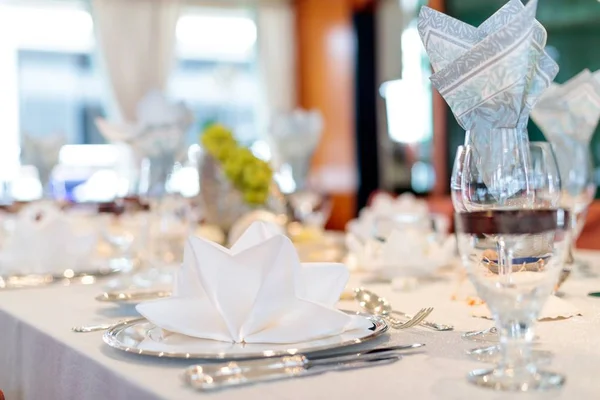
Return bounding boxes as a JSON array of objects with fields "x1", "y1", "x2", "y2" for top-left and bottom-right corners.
[{"x1": 184, "y1": 343, "x2": 423, "y2": 391}]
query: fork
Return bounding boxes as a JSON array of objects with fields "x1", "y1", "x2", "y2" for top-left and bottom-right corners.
[{"x1": 386, "y1": 307, "x2": 433, "y2": 329}]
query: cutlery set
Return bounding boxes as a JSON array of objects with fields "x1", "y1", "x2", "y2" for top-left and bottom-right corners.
[
  {"x1": 184, "y1": 344, "x2": 424, "y2": 390},
  {"x1": 77, "y1": 287, "x2": 450, "y2": 391}
]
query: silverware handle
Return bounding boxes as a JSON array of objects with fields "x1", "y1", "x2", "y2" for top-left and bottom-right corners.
[
  {"x1": 391, "y1": 311, "x2": 453, "y2": 331},
  {"x1": 184, "y1": 356, "x2": 399, "y2": 391}
]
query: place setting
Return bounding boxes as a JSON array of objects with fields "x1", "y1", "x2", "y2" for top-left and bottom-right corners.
[{"x1": 3, "y1": 0, "x2": 600, "y2": 398}]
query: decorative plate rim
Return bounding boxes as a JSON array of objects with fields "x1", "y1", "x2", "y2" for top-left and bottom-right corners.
[{"x1": 102, "y1": 311, "x2": 388, "y2": 360}]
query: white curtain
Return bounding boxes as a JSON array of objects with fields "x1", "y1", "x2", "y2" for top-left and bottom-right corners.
[
  {"x1": 256, "y1": 0, "x2": 296, "y2": 126},
  {"x1": 92, "y1": 0, "x2": 180, "y2": 122}
]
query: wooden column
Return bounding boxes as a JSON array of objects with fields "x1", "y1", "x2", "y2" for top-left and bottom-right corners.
[
  {"x1": 294, "y1": 0, "x2": 359, "y2": 229},
  {"x1": 427, "y1": 0, "x2": 448, "y2": 196}
]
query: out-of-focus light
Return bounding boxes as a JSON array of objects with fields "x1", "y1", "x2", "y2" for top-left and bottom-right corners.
[
  {"x1": 72, "y1": 170, "x2": 120, "y2": 202},
  {"x1": 11, "y1": 165, "x2": 43, "y2": 201},
  {"x1": 167, "y1": 166, "x2": 199, "y2": 198},
  {"x1": 250, "y1": 140, "x2": 272, "y2": 161},
  {"x1": 59, "y1": 145, "x2": 121, "y2": 167},
  {"x1": 2, "y1": 6, "x2": 94, "y2": 52},
  {"x1": 380, "y1": 79, "x2": 431, "y2": 144},
  {"x1": 176, "y1": 14, "x2": 257, "y2": 59}
]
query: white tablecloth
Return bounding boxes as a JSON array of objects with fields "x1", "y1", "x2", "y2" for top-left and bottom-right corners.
[{"x1": 2, "y1": 251, "x2": 600, "y2": 400}]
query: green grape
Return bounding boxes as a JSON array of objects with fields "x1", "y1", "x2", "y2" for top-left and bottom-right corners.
[
  {"x1": 223, "y1": 157, "x2": 244, "y2": 184},
  {"x1": 243, "y1": 189, "x2": 269, "y2": 205},
  {"x1": 200, "y1": 123, "x2": 273, "y2": 206}
]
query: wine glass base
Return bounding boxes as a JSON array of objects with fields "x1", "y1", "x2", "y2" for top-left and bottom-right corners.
[
  {"x1": 466, "y1": 345, "x2": 553, "y2": 365},
  {"x1": 462, "y1": 328, "x2": 499, "y2": 343},
  {"x1": 468, "y1": 368, "x2": 565, "y2": 391}
]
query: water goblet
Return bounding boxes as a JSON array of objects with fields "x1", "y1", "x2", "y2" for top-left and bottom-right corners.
[
  {"x1": 455, "y1": 208, "x2": 571, "y2": 391},
  {"x1": 458, "y1": 142, "x2": 562, "y2": 360}
]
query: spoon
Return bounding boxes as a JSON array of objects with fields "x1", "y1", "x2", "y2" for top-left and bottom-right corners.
[{"x1": 354, "y1": 288, "x2": 453, "y2": 331}]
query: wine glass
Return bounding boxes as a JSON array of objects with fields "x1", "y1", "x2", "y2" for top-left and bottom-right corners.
[
  {"x1": 460, "y1": 142, "x2": 562, "y2": 357},
  {"x1": 455, "y1": 209, "x2": 570, "y2": 391},
  {"x1": 452, "y1": 145, "x2": 501, "y2": 343},
  {"x1": 551, "y1": 140, "x2": 597, "y2": 275},
  {"x1": 456, "y1": 142, "x2": 571, "y2": 391}
]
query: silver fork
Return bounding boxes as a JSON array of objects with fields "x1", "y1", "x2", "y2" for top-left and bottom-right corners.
[{"x1": 385, "y1": 307, "x2": 433, "y2": 329}]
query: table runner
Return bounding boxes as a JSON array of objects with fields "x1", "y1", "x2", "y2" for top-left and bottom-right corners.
[{"x1": 1, "y1": 251, "x2": 600, "y2": 399}]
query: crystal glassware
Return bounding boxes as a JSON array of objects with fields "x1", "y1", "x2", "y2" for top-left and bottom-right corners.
[
  {"x1": 452, "y1": 145, "x2": 500, "y2": 342},
  {"x1": 458, "y1": 142, "x2": 562, "y2": 352},
  {"x1": 455, "y1": 209, "x2": 571, "y2": 391},
  {"x1": 551, "y1": 141, "x2": 597, "y2": 274}
]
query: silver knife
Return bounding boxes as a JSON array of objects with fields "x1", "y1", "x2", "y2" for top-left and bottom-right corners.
[{"x1": 184, "y1": 344, "x2": 423, "y2": 391}]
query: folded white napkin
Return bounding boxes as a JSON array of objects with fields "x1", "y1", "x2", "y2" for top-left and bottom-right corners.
[
  {"x1": 96, "y1": 90, "x2": 193, "y2": 159},
  {"x1": 472, "y1": 295, "x2": 581, "y2": 321},
  {"x1": 346, "y1": 228, "x2": 455, "y2": 278},
  {"x1": 346, "y1": 192, "x2": 433, "y2": 243},
  {"x1": 0, "y1": 203, "x2": 97, "y2": 275},
  {"x1": 137, "y1": 221, "x2": 370, "y2": 344},
  {"x1": 20, "y1": 133, "x2": 66, "y2": 186}
]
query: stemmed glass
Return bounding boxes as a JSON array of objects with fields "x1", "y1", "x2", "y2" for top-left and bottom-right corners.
[
  {"x1": 456, "y1": 142, "x2": 572, "y2": 391},
  {"x1": 552, "y1": 141, "x2": 597, "y2": 275},
  {"x1": 452, "y1": 145, "x2": 500, "y2": 343}
]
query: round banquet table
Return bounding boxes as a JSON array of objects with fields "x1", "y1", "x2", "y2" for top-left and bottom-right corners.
[{"x1": 1, "y1": 251, "x2": 600, "y2": 400}]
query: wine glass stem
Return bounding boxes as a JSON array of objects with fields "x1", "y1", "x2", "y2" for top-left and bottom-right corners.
[
  {"x1": 498, "y1": 320, "x2": 535, "y2": 373},
  {"x1": 497, "y1": 237, "x2": 513, "y2": 286}
]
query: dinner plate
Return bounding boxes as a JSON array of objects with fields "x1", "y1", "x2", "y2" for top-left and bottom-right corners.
[
  {"x1": 103, "y1": 312, "x2": 388, "y2": 360},
  {"x1": 0, "y1": 258, "x2": 131, "y2": 289}
]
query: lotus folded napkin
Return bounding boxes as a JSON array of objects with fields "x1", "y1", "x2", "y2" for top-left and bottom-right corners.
[{"x1": 137, "y1": 221, "x2": 371, "y2": 344}]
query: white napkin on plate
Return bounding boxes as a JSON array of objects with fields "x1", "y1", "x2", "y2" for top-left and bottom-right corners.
[
  {"x1": 137, "y1": 221, "x2": 370, "y2": 344},
  {"x1": 346, "y1": 192, "x2": 432, "y2": 242},
  {"x1": 0, "y1": 203, "x2": 97, "y2": 275},
  {"x1": 471, "y1": 295, "x2": 581, "y2": 321},
  {"x1": 346, "y1": 228, "x2": 455, "y2": 278}
]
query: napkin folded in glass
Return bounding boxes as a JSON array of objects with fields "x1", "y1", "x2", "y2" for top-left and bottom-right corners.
[
  {"x1": 531, "y1": 69, "x2": 600, "y2": 193},
  {"x1": 95, "y1": 90, "x2": 193, "y2": 158},
  {"x1": 418, "y1": 0, "x2": 559, "y2": 189},
  {"x1": 532, "y1": 69, "x2": 600, "y2": 144},
  {"x1": 137, "y1": 221, "x2": 371, "y2": 344}
]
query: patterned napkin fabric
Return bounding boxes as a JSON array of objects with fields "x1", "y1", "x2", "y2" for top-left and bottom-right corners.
[
  {"x1": 531, "y1": 69, "x2": 600, "y2": 194},
  {"x1": 418, "y1": 0, "x2": 559, "y2": 189}
]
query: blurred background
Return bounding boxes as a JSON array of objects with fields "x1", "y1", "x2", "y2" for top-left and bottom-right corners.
[{"x1": 1, "y1": 0, "x2": 599, "y2": 230}]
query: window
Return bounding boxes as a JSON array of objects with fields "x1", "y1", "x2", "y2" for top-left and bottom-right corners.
[
  {"x1": 0, "y1": 1, "x2": 263, "y2": 200},
  {"x1": 0, "y1": 1, "x2": 263, "y2": 166}
]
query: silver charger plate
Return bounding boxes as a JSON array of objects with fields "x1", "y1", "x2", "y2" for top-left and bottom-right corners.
[
  {"x1": 103, "y1": 312, "x2": 388, "y2": 360},
  {"x1": 0, "y1": 258, "x2": 131, "y2": 289},
  {"x1": 95, "y1": 289, "x2": 172, "y2": 305}
]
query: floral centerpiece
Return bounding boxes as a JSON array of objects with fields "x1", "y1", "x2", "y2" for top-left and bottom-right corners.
[{"x1": 199, "y1": 124, "x2": 284, "y2": 234}]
